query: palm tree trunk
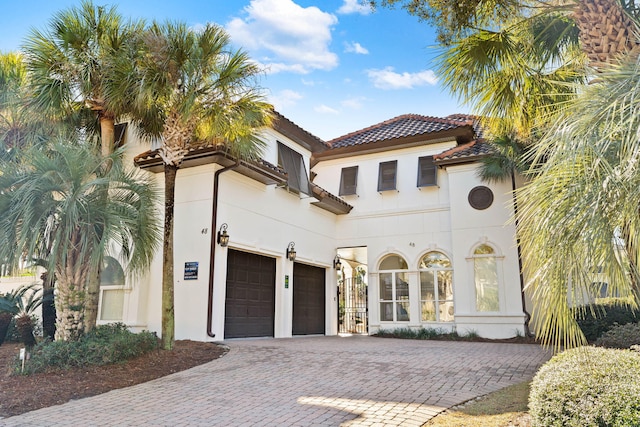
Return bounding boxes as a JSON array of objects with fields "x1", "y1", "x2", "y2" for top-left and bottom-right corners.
[
  {"x1": 40, "y1": 271, "x2": 56, "y2": 340},
  {"x1": 84, "y1": 111, "x2": 116, "y2": 333},
  {"x1": 84, "y1": 269, "x2": 101, "y2": 334},
  {"x1": 54, "y1": 279, "x2": 86, "y2": 341},
  {"x1": 99, "y1": 111, "x2": 116, "y2": 157},
  {"x1": 573, "y1": 0, "x2": 638, "y2": 66},
  {"x1": 55, "y1": 229, "x2": 90, "y2": 341},
  {"x1": 161, "y1": 163, "x2": 178, "y2": 350}
]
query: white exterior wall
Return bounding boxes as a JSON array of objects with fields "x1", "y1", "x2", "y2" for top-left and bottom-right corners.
[
  {"x1": 123, "y1": 127, "x2": 340, "y2": 341},
  {"x1": 312, "y1": 141, "x2": 526, "y2": 339},
  {"x1": 446, "y1": 163, "x2": 525, "y2": 338},
  {"x1": 120, "y1": 124, "x2": 526, "y2": 341}
]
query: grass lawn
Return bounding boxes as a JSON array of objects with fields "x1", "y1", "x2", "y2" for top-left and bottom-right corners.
[{"x1": 425, "y1": 380, "x2": 531, "y2": 427}]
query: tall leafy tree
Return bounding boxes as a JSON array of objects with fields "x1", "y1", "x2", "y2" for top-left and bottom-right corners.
[
  {"x1": 118, "y1": 22, "x2": 272, "y2": 349},
  {"x1": 0, "y1": 141, "x2": 161, "y2": 341}
]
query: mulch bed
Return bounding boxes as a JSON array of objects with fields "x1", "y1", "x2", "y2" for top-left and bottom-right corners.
[{"x1": 0, "y1": 340, "x2": 227, "y2": 418}]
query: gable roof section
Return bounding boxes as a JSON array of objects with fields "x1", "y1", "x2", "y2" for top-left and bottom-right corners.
[
  {"x1": 272, "y1": 110, "x2": 329, "y2": 154},
  {"x1": 329, "y1": 114, "x2": 473, "y2": 148},
  {"x1": 314, "y1": 114, "x2": 476, "y2": 162},
  {"x1": 433, "y1": 139, "x2": 494, "y2": 165}
]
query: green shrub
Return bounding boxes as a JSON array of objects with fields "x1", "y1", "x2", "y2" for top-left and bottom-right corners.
[
  {"x1": 530, "y1": 346, "x2": 640, "y2": 427},
  {"x1": 19, "y1": 323, "x2": 158, "y2": 374},
  {"x1": 374, "y1": 326, "x2": 480, "y2": 341},
  {"x1": 575, "y1": 303, "x2": 640, "y2": 342},
  {"x1": 595, "y1": 322, "x2": 640, "y2": 349}
]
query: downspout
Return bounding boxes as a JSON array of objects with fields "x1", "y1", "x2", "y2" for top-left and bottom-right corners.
[
  {"x1": 512, "y1": 171, "x2": 533, "y2": 338},
  {"x1": 207, "y1": 161, "x2": 240, "y2": 338}
]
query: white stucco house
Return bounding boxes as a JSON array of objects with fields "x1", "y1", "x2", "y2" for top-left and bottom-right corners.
[{"x1": 99, "y1": 111, "x2": 529, "y2": 341}]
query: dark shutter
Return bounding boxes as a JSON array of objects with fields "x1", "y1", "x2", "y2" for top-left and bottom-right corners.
[
  {"x1": 417, "y1": 156, "x2": 437, "y2": 187},
  {"x1": 278, "y1": 142, "x2": 310, "y2": 195},
  {"x1": 377, "y1": 160, "x2": 397, "y2": 192},
  {"x1": 339, "y1": 166, "x2": 358, "y2": 196},
  {"x1": 114, "y1": 122, "x2": 128, "y2": 148}
]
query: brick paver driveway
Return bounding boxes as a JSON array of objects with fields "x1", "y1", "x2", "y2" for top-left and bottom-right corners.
[{"x1": 0, "y1": 336, "x2": 550, "y2": 426}]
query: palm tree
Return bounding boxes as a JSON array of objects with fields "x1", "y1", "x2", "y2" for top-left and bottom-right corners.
[
  {"x1": 437, "y1": 11, "x2": 586, "y2": 141},
  {"x1": 23, "y1": 0, "x2": 142, "y2": 156},
  {"x1": 0, "y1": 284, "x2": 44, "y2": 349},
  {"x1": 433, "y1": 0, "x2": 640, "y2": 348},
  {"x1": 119, "y1": 22, "x2": 272, "y2": 349},
  {"x1": 23, "y1": 2, "x2": 146, "y2": 332},
  {"x1": 0, "y1": 52, "x2": 55, "y2": 157},
  {"x1": 517, "y1": 53, "x2": 640, "y2": 350},
  {"x1": 0, "y1": 141, "x2": 161, "y2": 341}
]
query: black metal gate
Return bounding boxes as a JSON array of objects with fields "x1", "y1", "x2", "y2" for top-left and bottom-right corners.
[{"x1": 338, "y1": 276, "x2": 368, "y2": 334}]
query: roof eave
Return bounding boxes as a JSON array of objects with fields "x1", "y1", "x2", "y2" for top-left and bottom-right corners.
[
  {"x1": 434, "y1": 153, "x2": 491, "y2": 166},
  {"x1": 272, "y1": 111, "x2": 329, "y2": 154},
  {"x1": 134, "y1": 147, "x2": 287, "y2": 185}
]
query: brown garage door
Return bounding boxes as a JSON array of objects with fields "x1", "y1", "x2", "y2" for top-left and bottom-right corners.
[
  {"x1": 293, "y1": 263, "x2": 326, "y2": 335},
  {"x1": 225, "y1": 249, "x2": 276, "y2": 338}
]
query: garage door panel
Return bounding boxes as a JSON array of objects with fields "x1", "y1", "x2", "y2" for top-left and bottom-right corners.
[
  {"x1": 293, "y1": 263, "x2": 326, "y2": 335},
  {"x1": 225, "y1": 250, "x2": 275, "y2": 338}
]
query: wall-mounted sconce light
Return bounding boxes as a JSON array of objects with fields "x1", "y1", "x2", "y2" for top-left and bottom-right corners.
[
  {"x1": 217, "y1": 223, "x2": 229, "y2": 247},
  {"x1": 286, "y1": 241, "x2": 296, "y2": 261},
  {"x1": 333, "y1": 254, "x2": 342, "y2": 270}
]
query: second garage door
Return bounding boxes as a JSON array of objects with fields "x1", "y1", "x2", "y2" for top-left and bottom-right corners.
[
  {"x1": 293, "y1": 262, "x2": 326, "y2": 335},
  {"x1": 225, "y1": 249, "x2": 276, "y2": 338}
]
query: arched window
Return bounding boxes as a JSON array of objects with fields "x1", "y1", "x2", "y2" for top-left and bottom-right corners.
[
  {"x1": 419, "y1": 252, "x2": 454, "y2": 322},
  {"x1": 378, "y1": 255, "x2": 409, "y2": 322},
  {"x1": 99, "y1": 256, "x2": 125, "y2": 321},
  {"x1": 473, "y1": 245, "x2": 499, "y2": 312}
]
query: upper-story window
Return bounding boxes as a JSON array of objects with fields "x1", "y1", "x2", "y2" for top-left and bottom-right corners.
[
  {"x1": 377, "y1": 160, "x2": 397, "y2": 192},
  {"x1": 417, "y1": 156, "x2": 437, "y2": 187},
  {"x1": 278, "y1": 142, "x2": 310, "y2": 195},
  {"x1": 339, "y1": 166, "x2": 358, "y2": 196}
]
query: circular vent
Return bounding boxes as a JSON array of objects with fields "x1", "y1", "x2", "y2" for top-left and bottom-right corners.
[{"x1": 468, "y1": 186, "x2": 494, "y2": 210}]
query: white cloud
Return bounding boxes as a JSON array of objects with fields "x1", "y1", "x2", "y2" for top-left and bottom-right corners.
[
  {"x1": 315, "y1": 104, "x2": 340, "y2": 114},
  {"x1": 269, "y1": 89, "x2": 303, "y2": 109},
  {"x1": 226, "y1": 0, "x2": 339, "y2": 74},
  {"x1": 337, "y1": 0, "x2": 372, "y2": 15},
  {"x1": 366, "y1": 67, "x2": 438, "y2": 89},
  {"x1": 341, "y1": 96, "x2": 366, "y2": 109},
  {"x1": 344, "y1": 41, "x2": 369, "y2": 55}
]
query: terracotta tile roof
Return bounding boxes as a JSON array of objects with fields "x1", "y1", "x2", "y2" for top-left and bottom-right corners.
[
  {"x1": 327, "y1": 114, "x2": 474, "y2": 149},
  {"x1": 310, "y1": 183, "x2": 353, "y2": 214},
  {"x1": 434, "y1": 139, "x2": 494, "y2": 164},
  {"x1": 272, "y1": 110, "x2": 329, "y2": 152},
  {"x1": 445, "y1": 114, "x2": 484, "y2": 139}
]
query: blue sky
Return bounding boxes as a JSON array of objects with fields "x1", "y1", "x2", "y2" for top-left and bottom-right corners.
[{"x1": 0, "y1": 0, "x2": 469, "y2": 141}]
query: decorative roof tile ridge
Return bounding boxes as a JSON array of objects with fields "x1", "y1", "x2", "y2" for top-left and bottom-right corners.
[
  {"x1": 272, "y1": 110, "x2": 329, "y2": 148},
  {"x1": 310, "y1": 183, "x2": 353, "y2": 208},
  {"x1": 444, "y1": 113, "x2": 477, "y2": 124}
]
